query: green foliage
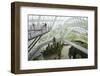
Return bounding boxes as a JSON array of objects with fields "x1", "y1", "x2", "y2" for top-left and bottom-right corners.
[
  {"x1": 42, "y1": 37, "x2": 63, "y2": 59},
  {"x1": 73, "y1": 40, "x2": 88, "y2": 48}
]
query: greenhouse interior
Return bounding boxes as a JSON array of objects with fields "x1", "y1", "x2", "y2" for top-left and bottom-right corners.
[{"x1": 28, "y1": 15, "x2": 88, "y2": 61}]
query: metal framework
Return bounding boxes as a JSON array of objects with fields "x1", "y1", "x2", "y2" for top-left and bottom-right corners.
[{"x1": 28, "y1": 15, "x2": 88, "y2": 60}]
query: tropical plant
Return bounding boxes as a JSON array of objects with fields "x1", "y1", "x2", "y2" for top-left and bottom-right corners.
[{"x1": 42, "y1": 37, "x2": 63, "y2": 59}]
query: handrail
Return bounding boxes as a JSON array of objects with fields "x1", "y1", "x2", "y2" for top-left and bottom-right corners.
[{"x1": 64, "y1": 40, "x2": 87, "y2": 54}]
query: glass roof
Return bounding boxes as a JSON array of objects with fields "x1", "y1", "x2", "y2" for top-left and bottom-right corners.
[{"x1": 28, "y1": 15, "x2": 88, "y2": 47}]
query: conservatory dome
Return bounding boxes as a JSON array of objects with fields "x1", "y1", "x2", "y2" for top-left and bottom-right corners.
[{"x1": 28, "y1": 15, "x2": 88, "y2": 60}]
